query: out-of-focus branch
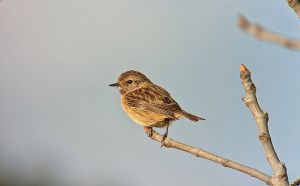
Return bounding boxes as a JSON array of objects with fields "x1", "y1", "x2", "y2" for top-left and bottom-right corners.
[
  {"x1": 240, "y1": 64, "x2": 289, "y2": 186},
  {"x1": 238, "y1": 15, "x2": 300, "y2": 51},
  {"x1": 288, "y1": 0, "x2": 300, "y2": 18},
  {"x1": 291, "y1": 177, "x2": 300, "y2": 186},
  {"x1": 144, "y1": 128, "x2": 271, "y2": 185}
]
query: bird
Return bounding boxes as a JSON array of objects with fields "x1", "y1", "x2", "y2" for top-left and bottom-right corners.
[{"x1": 109, "y1": 70, "x2": 205, "y2": 142}]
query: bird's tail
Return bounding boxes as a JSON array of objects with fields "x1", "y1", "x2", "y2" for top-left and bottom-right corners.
[{"x1": 181, "y1": 110, "x2": 205, "y2": 122}]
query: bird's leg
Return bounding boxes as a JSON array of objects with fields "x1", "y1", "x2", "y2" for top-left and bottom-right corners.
[
  {"x1": 160, "y1": 126, "x2": 169, "y2": 148},
  {"x1": 144, "y1": 127, "x2": 153, "y2": 137},
  {"x1": 162, "y1": 126, "x2": 169, "y2": 139}
]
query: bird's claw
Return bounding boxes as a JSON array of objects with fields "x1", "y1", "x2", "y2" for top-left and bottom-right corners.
[
  {"x1": 160, "y1": 132, "x2": 168, "y2": 148},
  {"x1": 144, "y1": 127, "x2": 153, "y2": 137}
]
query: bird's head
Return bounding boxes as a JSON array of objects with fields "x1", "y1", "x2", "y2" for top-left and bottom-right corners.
[{"x1": 109, "y1": 70, "x2": 152, "y2": 94}]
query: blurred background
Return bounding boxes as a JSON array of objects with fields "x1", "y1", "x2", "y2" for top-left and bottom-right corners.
[{"x1": 0, "y1": 0, "x2": 299, "y2": 185}]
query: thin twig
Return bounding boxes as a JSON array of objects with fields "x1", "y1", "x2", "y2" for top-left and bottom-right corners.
[
  {"x1": 240, "y1": 64, "x2": 289, "y2": 186},
  {"x1": 144, "y1": 128, "x2": 271, "y2": 185},
  {"x1": 288, "y1": 0, "x2": 300, "y2": 18},
  {"x1": 238, "y1": 15, "x2": 300, "y2": 51}
]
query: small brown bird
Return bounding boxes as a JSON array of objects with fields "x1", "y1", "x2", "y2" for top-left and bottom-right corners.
[{"x1": 109, "y1": 70, "x2": 205, "y2": 140}]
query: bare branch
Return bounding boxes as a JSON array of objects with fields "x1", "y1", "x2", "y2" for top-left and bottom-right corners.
[
  {"x1": 144, "y1": 128, "x2": 271, "y2": 185},
  {"x1": 238, "y1": 15, "x2": 300, "y2": 51},
  {"x1": 288, "y1": 0, "x2": 300, "y2": 18},
  {"x1": 240, "y1": 64, "x2": 289, "y2": 186}
]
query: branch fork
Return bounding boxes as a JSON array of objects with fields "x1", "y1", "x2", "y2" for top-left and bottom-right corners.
[
  {"x1": 145, "y1": 127, "x2": 271, "y2": 184},
  {"x1": 143, "y1": 64, "x2": 291, "y2": 186}
]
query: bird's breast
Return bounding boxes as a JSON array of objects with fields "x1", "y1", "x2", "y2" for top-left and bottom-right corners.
[{"x1": 120, "y1": 96, "x2": 169, "y2": 127}]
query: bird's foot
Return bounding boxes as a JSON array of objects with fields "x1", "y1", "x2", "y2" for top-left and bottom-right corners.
[
  {"x1": 160, "y1": 133, "x2": 168, "y2": 148},
  {"x1": 160, "y1": 128, "x2": 168, "y2": 148},
  {"x1": 144, "y1": 127, "x2": 153, "y2": 137}
]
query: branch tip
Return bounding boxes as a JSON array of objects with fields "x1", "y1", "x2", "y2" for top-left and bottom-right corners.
[
  {"x1": 238, "y1": 15, "x2": 249, "y2": 29},
  {"x1": 240, "y1": 64, "x2": 248, "y2": 73},
  {"x1": 240, "y1": 65, "x2": 289, "y2": 185}
]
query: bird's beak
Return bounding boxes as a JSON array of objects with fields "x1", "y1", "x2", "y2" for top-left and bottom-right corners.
[{"x1": 108, "y1": 83, "x2": 119, "y2": 87}]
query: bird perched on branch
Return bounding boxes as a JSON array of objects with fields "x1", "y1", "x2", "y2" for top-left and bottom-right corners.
[{"x1": 109, "y1": 70, "x2": 205, "y2": 143}]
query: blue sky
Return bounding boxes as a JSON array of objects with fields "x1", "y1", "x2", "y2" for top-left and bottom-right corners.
[{"x1": 0, "y1": 1, "x2": 299, "y2": 185}]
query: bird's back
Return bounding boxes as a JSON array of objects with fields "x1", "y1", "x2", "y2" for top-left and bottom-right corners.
[{"x1": 121, "y1": 84, "x2": 182, "y2": 127}]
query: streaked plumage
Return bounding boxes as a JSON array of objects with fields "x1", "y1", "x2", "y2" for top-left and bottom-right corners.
[{"x1": 109, "y1": 70, "x2": 205, "y2": 137}]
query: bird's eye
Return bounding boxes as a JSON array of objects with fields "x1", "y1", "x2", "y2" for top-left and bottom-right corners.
[{"x1": 127, "y1": 80, "x2": 133, "y2": 84}]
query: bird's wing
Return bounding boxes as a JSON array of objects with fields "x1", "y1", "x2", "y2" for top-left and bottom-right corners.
[{"x1": 125, "y1": 85, "x2": 182, "y2": 119}]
